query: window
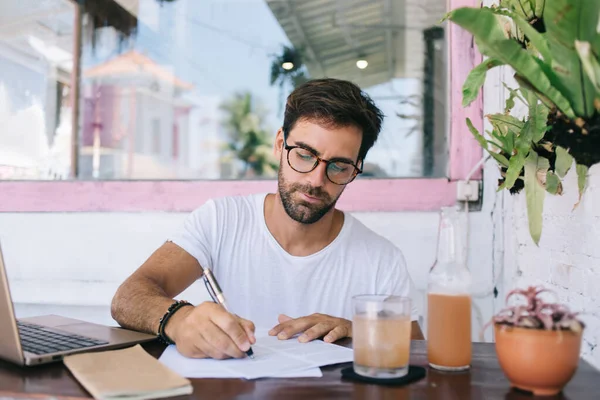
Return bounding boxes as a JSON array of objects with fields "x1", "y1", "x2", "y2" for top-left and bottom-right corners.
[
  {"x1": 0, "y1": 0, "x2": 483, "y2": 212},
  {"x1": 0, "y1": 0, "x2": 75, "y2": 180}
]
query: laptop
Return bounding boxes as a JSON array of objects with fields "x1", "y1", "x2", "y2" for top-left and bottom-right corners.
[{"x1": 0, "y1": 242, "x2": 156, "y2": 366}]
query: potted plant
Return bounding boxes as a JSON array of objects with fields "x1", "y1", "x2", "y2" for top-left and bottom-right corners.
[
  {"x1": 444, "y1": 0, "x2": 600, "y2": 245},
  {"x1": 490, "y1": 286, "x2": 585, "y2": 396}
]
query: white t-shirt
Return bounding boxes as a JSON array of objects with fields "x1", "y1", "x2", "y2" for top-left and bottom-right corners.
[{"x1": 169, "y1": 193, "x2": 418, "y2": 328}]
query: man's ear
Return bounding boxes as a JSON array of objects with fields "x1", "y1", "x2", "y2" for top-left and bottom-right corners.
[{"x1": 273, "y1": 128, "x2": 284, "y2": 158}]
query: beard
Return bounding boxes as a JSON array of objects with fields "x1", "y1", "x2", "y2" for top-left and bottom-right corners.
[{"x1": 278, "y1": 163, "x2": 341, "y2": 224}]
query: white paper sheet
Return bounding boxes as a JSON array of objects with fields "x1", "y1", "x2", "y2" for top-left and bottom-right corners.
[{"x1": 158, "y1": 333, "x2": 353, "y2": 380}]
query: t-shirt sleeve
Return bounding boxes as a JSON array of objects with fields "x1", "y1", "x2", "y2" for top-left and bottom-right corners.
[
  {"x1": 378, "y1": 250, "x2": 420, "y2": 321},
  {"x1": 167, "y1": 199, "x2": 217, "y2": 272}
]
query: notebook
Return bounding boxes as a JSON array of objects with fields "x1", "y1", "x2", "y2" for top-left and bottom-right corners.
[
  {"x1": 158, "y1": 329, "x2": 354, "y2": 380},
  {"x1": 63, "y1": 345, "x2": 192, "y2": 400}
]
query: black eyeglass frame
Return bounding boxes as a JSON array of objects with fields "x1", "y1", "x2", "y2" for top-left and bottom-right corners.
[{"x1": 282, "y1": 136, "x2": 363, "y2": 185}]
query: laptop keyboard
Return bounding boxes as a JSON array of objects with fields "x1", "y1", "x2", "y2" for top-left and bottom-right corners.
[{"x1": 17, "y1": 321, "x2": 109, "y2": 355}]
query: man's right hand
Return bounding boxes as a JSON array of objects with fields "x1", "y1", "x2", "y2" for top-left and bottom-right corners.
[{"x1": 164, "y1": 301, "x2": 255, "y2": 359}]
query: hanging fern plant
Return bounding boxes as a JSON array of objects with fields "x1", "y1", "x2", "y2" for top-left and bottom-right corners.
[
  {"x1": 269, "y1": 45, "x2": 309, "y2": 111},
  {"x1": 445, "y1": 0, "x2": 600, "y2": 245},
  {"x1": 270, "y1": 45, "x2": 308, "y2": 87}
]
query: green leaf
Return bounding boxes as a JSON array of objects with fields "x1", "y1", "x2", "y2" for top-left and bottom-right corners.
[
  {"x1": 491, "y1": 130, "x2": 514, "y2": 153},
  {"x1": 544, "y1": 0, "x2": 600, "y2": 118},
  {"x1": 492, "y1": 136, "x2": 511, "y2": 154},
  {"x1": 485, "y1": 140, "x2": 512, "y2": 166},
  {"x1": 499, "y1": 148, "x2": 528, "y2": 190},
  {"x1": 555, "y1": 146, "x2": 573, "y2": 178},
  {"x1": 515, "y1": 116, "x2": 535, "y2": 153},
  {"x1": 518, "y1": 83, "x2": 532, "y2": 103},
  {"x1": 545, "y1": 171, "x2": 562, "y2": 195},
  {"x1": 490, "y1": 8, "x2": 552, "y2": 61},
  {"x1": 521, "y1": 0, "x2": 535, "y2": 18},
  {"x1": 524, "y1": 151, "x2": 548, "y2": 245},
  {"x1": 501, "y1": 0, "x2": 535, "y2": 19},
  {"x1": 535, "y1": 0, "x2": 545, "y2": 17},
  {"x1": 504, "y1": 85, "x2": 520, "y2": 113},
  {"x1": 574, "y1": 164, "x2": 589, "y2": 209},
  {"x1": 486, "y1": 139, "x2": 503, "y2": 150},
  {"x1": 533, "y1": 103, "x2": 550, "y2": 142},
  {"x1": 467, "y1": 119, "x2": 510, "y2": 168},
  {"x1": 487, "y1": 114, "x2": 525, "y2": 135},
  {"x1": 523, "y1": 87, "x2": 550, "y2": 144},
  {"x1": 505, "y1": 93, "x2": 516, "y2": 114},
  {"x1": 498, "y1": 116, "x2": 538, "y2": 192},
  {"x1": 544, "y1": 1, "x2": 600, "y2": 59},
  {"x1": 466, "y1": 118, "x2": 488, "y2": 149},
  {"x1": 500, "y1": 40, "x2": 576, "y2": 118},
  {"x1": 503, "y1": 82, "x2": 527, "y2": 106},
  {"x1": 513, "y1": 74, "x2": 559, "y2": 113},
  {"x1": 462, "y1": 58, "x2": 505, "y2": 107},
  {"x1": 446, "y1": 7, "x2": 576, "y2": 118},
  {"x1": 575, "y1": 40, "x2": 600, "y2": 91},
  {"x1": 488, "y1": 129, "x2": 512, "y2": 154},
  {"x1": 575, "y1": 164, "x2": 589, "y2": 197},
  {"x1": 489, "y1": 152, "x2": 511, "y2": 168}
]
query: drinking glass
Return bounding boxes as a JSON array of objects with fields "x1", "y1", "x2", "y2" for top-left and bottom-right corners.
[{"x1": 352, "y1": 295, "x2": 412, "y2": 378}]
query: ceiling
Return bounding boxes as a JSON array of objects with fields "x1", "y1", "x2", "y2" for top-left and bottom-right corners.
[
  {"x1": 113, "y1": 0, "x2": 140, "y2": 16},
  {"x1": 265, "y1": 0, "x2": 447, "y2": 89},
  {"x1": 0, "y1": 0, "x2": 74, "y2": 78},
  {"x1": 0, "y1": 0, "x2": 447, "y2": 91}
]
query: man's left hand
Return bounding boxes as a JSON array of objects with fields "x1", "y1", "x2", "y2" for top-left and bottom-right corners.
[{"x1": 268, "y1": 313, "x2": 351, "y2": 343}]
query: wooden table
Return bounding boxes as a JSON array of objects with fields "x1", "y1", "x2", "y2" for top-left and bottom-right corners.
[{"x1": 0, "y1": 340, "x2": 598, "y2": 399}]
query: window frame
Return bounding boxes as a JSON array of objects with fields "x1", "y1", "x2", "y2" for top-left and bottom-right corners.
[{"x1": 0, "y1": 0, "x2": 483, "y2": 213}]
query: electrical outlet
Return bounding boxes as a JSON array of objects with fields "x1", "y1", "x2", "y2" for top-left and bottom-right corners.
[{"x1": 457, "y1": 180, "x2": 480, "y2": 202}]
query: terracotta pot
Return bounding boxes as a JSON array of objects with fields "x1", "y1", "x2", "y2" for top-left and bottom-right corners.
[{"x1": 494, "y1": 324, "x2": 583, "y2": 396}]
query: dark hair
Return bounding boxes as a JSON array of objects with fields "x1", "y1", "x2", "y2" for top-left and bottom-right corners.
[{"x1": 282, "y1": 78, "x2": 384, "y2": 161}]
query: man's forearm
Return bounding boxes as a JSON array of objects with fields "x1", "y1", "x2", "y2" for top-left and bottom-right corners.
[{"x1": 111, "y1": 275, "x2": 177, "y2": 335}]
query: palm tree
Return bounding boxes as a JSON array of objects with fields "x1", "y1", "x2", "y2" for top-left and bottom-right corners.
[{"x1": 220, "y1": 92, "x2": 278, "y2": 178}]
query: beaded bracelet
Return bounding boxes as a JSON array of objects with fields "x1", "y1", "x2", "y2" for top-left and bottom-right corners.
[{"x1": 158, "y1": 300, "x2": 193, "y2": 345}]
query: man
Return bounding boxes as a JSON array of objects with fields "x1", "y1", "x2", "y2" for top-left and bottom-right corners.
[{"x1": 111, "y1": 78, "x2": 423, "y2": 360}]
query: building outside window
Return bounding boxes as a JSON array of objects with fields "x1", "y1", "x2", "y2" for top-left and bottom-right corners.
[{"x1": 0, "y1": 0, "x2": 449, "y2": 182}]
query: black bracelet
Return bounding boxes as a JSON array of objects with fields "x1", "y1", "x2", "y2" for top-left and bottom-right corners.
[{"x1": 158, "y1": 300, "x2": 193, "y2": 345}]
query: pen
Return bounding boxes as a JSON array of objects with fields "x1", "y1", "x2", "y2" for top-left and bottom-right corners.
[{"x1": 202, "y1": 268, "x2": 255, "y2": 359}]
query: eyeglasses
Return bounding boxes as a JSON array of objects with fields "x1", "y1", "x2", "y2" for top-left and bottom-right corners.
[{"x1": 283, "y1": 137, "x2": 362, "y2": 185}]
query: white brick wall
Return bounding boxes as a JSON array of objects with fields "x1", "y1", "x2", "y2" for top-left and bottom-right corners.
[
  {"x1": 0, "y1": 207, "x2": 498, "y2": 342},
  {"x1": 483, "y1": 48, "x2": 600, "y2": 369},
  {"x1": 503, "y1": 164, "x2": 600, "y2": 369}
]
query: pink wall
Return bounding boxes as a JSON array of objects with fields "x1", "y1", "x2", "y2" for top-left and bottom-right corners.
[
  {"x1": 449, "y1": 0, "x2": 483, "y2": 181},
  {"x1": 0, "y1": 179, "x2": 457, "y2": 212}
]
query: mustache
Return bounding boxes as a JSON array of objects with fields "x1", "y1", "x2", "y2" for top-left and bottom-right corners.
[{"x1": 292, "y1": 184, "x2": 329, "y2": 201}]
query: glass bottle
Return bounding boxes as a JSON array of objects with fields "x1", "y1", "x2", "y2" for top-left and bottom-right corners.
[{"x1": 427, "y1": 206, "x2": 472, "y2": 371}]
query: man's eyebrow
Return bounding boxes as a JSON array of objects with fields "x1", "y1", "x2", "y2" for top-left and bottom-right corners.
[
  {"x1": 293, "y1": 141, "x2": 356, "y2": 164},
  {"x1": 294, "y1": 141, "x2": 320, "y2": 156}
]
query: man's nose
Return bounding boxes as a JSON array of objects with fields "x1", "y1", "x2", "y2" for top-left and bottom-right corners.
[{"x1": 305, "y1": 160, "x2": 328, "y2": 187}]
